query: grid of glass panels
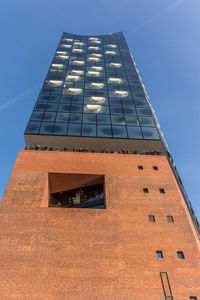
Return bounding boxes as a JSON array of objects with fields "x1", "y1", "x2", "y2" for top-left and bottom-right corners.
[{"x1": 25, "y1": 32, "x2": 160, "y2": 140}]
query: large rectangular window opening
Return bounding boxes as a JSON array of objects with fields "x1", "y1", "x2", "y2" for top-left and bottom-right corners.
[{"x1": 48, "y1": 173, "x2": 105, "y2": 209}]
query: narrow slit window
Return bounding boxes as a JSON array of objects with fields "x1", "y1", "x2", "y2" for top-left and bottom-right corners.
[
  {"x1": 149, "y1": 215, "x2": 155, "y2": 222},
  {"x1": 156, "y1": 251, "x2": 163, "y2": 258},
  {"x1": 177, "y1": 251, "x2": 185, "y2": 259},
  {"x1": 167, "y1": 216, "x2": 174, "y2": 223}
]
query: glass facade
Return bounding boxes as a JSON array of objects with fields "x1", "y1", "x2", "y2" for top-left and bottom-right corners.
[{"x1": 25, "y1": 32, "x2": 160, "y2": 140}]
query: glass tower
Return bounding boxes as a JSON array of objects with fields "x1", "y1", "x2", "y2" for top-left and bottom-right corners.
[{"x1": 25, "y1": 32, "x2": 164, "y2": 151}]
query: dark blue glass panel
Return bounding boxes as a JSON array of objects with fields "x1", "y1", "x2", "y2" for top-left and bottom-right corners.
[
  {"x1": 52, "y1": 123, "x2": 67, "y2": 135},
  {"x1": 112, "y1": 126, "x2": 127, "y2": 138},
  {"x1": 82, "y1": 124, "x2": 96, "y2": 136},
  {"x1": 30, "y1": 111, "x2": 44, "y2": 121},
  {"x1": 56, "y1": 113, "x2": 69, "y2": 122},
  {"x1": 25, "y1": 121, "x2": 41, "y2": 134},
  {"x1": 67, "y1": 123, "x2": 81, "y2": 136},
  {"x1": 39, "y1": 122, "x2": 54, "y2": 135},
  {"x1": 127, "y1": 126, "x2": 143, "y2": 139},
  {"x1": 141, "y1": 127, "x2": 160, "y2": 140},
  {"x1": 97, "y1": 125, "x2": 112, "y2": 137}
]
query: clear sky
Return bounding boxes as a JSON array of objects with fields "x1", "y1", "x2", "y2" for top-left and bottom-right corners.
[{"x1": 0, "y1": 0, "x2": 199, "y2": 221}]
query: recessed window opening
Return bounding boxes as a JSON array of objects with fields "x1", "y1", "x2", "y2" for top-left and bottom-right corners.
[
  {"x1": 73, "y1": 48, "x2": 83, "y2": 53},
  {"x1": 63, "y1": 38, "x2": 73, "y2": 42},
  {"x1": 48, "y1": 80, "x2": 63, "y2": 86},
  {"x1": 71, "y1": 70, "x2": 84, "y2": 75},
  {"x1": 106, "y1": 44, "x2": 117, "y2": 48},
  {"x1": 143, "y1": 188, "x2": 149, "y2": 193},
  {"x1": 160, "y1": 188, "x2": 165, "y2": 194},
  {"x1": 156, "y1": 251, "x2": 163, "y2": 258},
  {"x1": 138, "y1": 165, "x2": 143, "y2": 170},
  {"x1": 167, "y1": 216, "x2": 174, "y2": 223},
  {"x1": 190, "y1": 297, "x2": 197, "y2": 300},
  {"x1": 105, "y1": 50, "x2": 116, "y2": 55},
  {"x1": 90, "y1": 96, "x2": 105, "y2": 103},
  {"x1": 88, "y1": 57, "x2": 100, "y2": 61},
  {"x1": 91, "y1": 66, "x2": 103, "y2": 71},
  {"x1": 66, "y1": 75, "x2": 80, "y2": 81},
  {"x1": 86, "y1": 104, "x2": 101, "y2": 111},
  {"x1": 90, "y1": 83, "x2": 104, "y2": 89},
  {"x1": 52, "y1": 64, "x2": 64, "y2": 68},
  {"x1": 60, "y1": 44, "x2": 72, "y2": 48},
  {"x1": 57, "y1": 55, "x2": 69, "y2": 59},
  {"x1": 153, "y1": 166, "x2": 158, "y2": 170},
  {"x1": 88, "y1": 46, "x2": 100, "y2": 50},
  {"x1": 149, "y1": 215, "x2": 155, "y2": 222},
  {"x1": 57, "y1": 51, "x2": 68, "y2": 55},
  {"x1": 110, "y1": 62, "x2": 121, "y2": 67},
  {"x1": 91, "y1": 53, "x2": 102, "y2": 57},
  {"x1": 68, "y1": 88, "x2": 83, "y2": 94},
  {"x1": 73, "y1": 60, "x2": 85, "y2": 65},
  {"x1": 108, "y1": 78, "x2": 122, "y2": 83},
  {"x1": 177, "y1": 251, "x2": 185, "y2": 259},
  {"x1": 114, "y1": 90, "x2": 128, "y2": 97},
  {"x1": 49, "y1": 183, "x2": 105, "y2": 209}
]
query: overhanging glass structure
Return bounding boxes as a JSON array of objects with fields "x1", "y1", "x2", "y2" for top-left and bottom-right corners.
[{"x1": 25, "y1": 32, "x2": 164, "y2": 152}]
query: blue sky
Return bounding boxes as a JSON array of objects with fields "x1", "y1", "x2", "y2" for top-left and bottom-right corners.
[{"x1": 0, "y1": 0, "x2": 199, "y2": 221}]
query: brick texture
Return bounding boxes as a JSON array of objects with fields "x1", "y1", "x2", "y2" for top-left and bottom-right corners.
[{"x1": 0, "y1": 150, "x2": 199, "y2": 299}]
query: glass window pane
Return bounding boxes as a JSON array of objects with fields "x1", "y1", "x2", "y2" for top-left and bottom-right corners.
[
  {"x1": 112, "y1": 126, "x2": 127, "y2": 138},
  {"x1": 25, "y1": 121, "x2": 41, "y2": 134},
  {"x1": 52, "y1": 123, "x2": 67, "y2": 135},
  {"x1": 110, "y1": 106, "x2": 123, "y2": 114},
  {"x1": 58, "y1": 104, "x2": 71, "y2": 112},
  {"x1": 142, "y1": 127, "x2": 160, "y2": 140},
  {"x1": 97, "y1": 125, "x2": 112, "y2": 137},
  {"x1": 82, "y1": 124, "x2": 96, "y2": 136},
  {"x1": 83, "y1": 114, "x2": 96, "y2": 124},
  {"x1": 136, "y1": 108, "x2": 152, "y2": 116},
  {"x1": 139, "y1": 117, "x2": 155, "y2": 126},
  {"x1": 69, "y1": 113, "x2": 82, "y2": 123},
  {"x1": 46, "y1": 103, "x2": 59, "y2": 112},
  {"x1": 30, "y1": 111, "x2": 44, "y2": 121},
  {"x1": 97, "y1": 114, "x2": 110, "y2": 124},
  {"x1": 43, "y1": 112, "x2": 56, "y2": 122},
  {"x1": 125, "y1": 116, "x2": 139, "y2": 125},
  {"x1": 56, "y1": 113, "x2": 69, "y2": 122},
  {"x1": 111, "y1": 115, "x2": 125, "y2": 125},
  {"x1": 127, "y1": 126, "x2": 143, "y2": 139},
  {"x1": 39, "y1": 122, "x2": 54, "y2": 135},
  {"x1": 67, "y1": 123, "x2": 81, "y2": 136}
]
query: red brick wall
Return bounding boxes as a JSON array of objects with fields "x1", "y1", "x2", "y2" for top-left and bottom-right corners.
[{"x1": 0, "y1": 150, "x2": 199, "y2": 299}]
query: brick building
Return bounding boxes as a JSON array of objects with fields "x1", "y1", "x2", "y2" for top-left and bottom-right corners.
[{"x1": 0, "y1": 32, "x2": 199, "y2": 299}]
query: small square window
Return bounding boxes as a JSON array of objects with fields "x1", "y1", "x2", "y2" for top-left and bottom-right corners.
[
  {"x1": 167, "y1": 216, "x2": 174, "y2": 223},
  {"x1": 149, "y1": 215, "x2": 155, "y2": 222},
  {"x1": 138, "y1": 165, "x2": 143, "y2": 170},
  {"x1": 143, "y1": 188, "x2": 149, "y2": 193},
  {"x1": 190, "y1": 297, "x2": 197, "y2": 300},
  {"x1": 153, "y1": 166, "x2": 158, "y2": 170},
  {"x1": 177, "y1": 251, "x2": 184, "y2": 259},
  {"x1": 159, "y1": 188, "x2": 165, "y2": 194},
  {"x1": 156, "y1": 251, "x2": 163, "y2": 258}
]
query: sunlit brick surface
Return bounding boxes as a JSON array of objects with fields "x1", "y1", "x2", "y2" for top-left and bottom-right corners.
[{"x1": 0, "y1": 150, "x2": 199, "y2": 299}]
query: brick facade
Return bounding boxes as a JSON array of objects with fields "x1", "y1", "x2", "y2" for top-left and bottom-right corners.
[{"x1": 0, "y1": 150, "x2": 199, "y2": 299}]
